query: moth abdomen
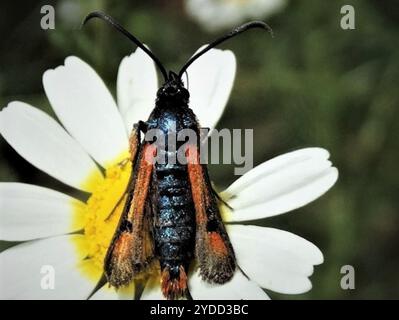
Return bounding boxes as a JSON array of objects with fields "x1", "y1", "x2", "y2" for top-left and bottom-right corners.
[
  {"x1": 154, "y1": 168, "x2": 196, "y2": 248},
  {"x1": 153, "y1": 162, "x2": 196, "y2": 299}
]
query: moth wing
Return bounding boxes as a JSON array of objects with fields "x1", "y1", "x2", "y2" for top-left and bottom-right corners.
[
  {"x1": 186, "y1": 144, "x2": 236, "y2": 284},
  {"x1": 104, "y1": 142, "x2": 156, "y2": 288}
]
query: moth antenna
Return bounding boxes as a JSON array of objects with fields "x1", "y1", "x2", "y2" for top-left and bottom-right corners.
[
  {"x1": 184, "y1": 71, "x2": 189, "y2": 91},
  {"x1": 178, "y1": 21, "x2": 273, "y2": 78},
  {"x1": 82, "y1": 11, "x2": 168, "y2": 82}
]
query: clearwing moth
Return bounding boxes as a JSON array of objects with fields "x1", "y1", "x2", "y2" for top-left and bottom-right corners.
[{"x1": 83, "y1": 11, "x2": 272, "y2": 300}]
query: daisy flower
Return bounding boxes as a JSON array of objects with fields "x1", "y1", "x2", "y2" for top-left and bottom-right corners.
[
  {"x1": 185, "y1": 0, "x2": 287, "y2": 32},
  {"x1": 0, "y1": 46, "x2": 337, "y2": 300}
]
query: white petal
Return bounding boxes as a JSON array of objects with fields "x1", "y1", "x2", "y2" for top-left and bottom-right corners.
[
  {"x1": 0, "y1": 235, "x2": 98, "y2": 300},
  {"x1": 0, "y1": 102, "x2": 102, "y2": 192},
  {"x1": 141, "y1": 277, "x2": 165, "y2": 300},
  {"x1": 185, "y1": 0, "x2": 286, "y2": 31},
  {"x1": 186, "y1": 0, "x2": 244, "y2": 31},
  {"x1": 90, "y1": 285, "x2": 119, "y2": 300},
  {"x1": 43, "y1": 56, "x2": 128, "y2": 167},
  {"x1": 222, "y1": 148, "x2": 338, "y2": 221},
  {"x1": 184, "y1": 46, "x2": 236, "y2": 129},
  {"x1": 227, "y1": 225, "x2": 323, "y2": 294},
  {"x1": 0, "y1": 183, "x2": 85, "y2": 241},
  {"x1": 190, "y1": 269, "x2": 269, "y2": 300},
  {"x1": 117, "y1": 47, "x2": 158, "y2": 131},
  {"x1": 224, "y1": 148, "x2": 329, "y2": 196},
  {"x1": 90, "y1": 283, "x2": 134, "y2": 300}
]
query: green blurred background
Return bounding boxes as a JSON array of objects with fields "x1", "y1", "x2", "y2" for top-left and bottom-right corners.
[{"x1": 0, "y1": 0, "x2": 398, "y2": 299}]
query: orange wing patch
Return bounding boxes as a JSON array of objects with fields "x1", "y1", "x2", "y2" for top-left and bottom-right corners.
[
  {"x1": 186, "y1": 145, "x2": 236, "y2": 284},
  {"x1": 208, "y1": 232, "x2": 229, "y2": 256},
  {"x1": 105, "y1": 143, "x2": 156, "y2": 288}
]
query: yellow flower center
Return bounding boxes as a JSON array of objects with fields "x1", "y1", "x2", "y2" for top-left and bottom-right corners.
[{"x1": 72, "y1": 153, "x2": 131, "y2": 282}]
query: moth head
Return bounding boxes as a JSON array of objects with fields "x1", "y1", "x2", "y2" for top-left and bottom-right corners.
[{"x1": 157, "y1": 71, "x2": 190, "y2": 104}]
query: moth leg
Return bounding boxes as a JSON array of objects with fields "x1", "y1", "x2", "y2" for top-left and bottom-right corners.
[
  {"x1": 104, "y1": 193, "x2": 128, "y2": 222},
  {"x1": 104, "y1": 122, "x2": 144, "y2": 222},
  {"x1": 104, "y1": 143, "x2": 156, "y2": 288},
  {"x1": 129, "y1": 121, "x2": 149, "y2": 161},
  {"x1": 186, "y1": 145, "x2": 236, "y2": 284},
  {"x1": 117, "y1": 158, "x2": 130, "y2": 168},
  {"x1": 114, "y1": 121, "x2": 144, "y2": 168}
]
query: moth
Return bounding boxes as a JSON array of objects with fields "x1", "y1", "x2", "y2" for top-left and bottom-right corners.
[{"x1": 84, "y1": 11, "x2": 271, "y2": 300}]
